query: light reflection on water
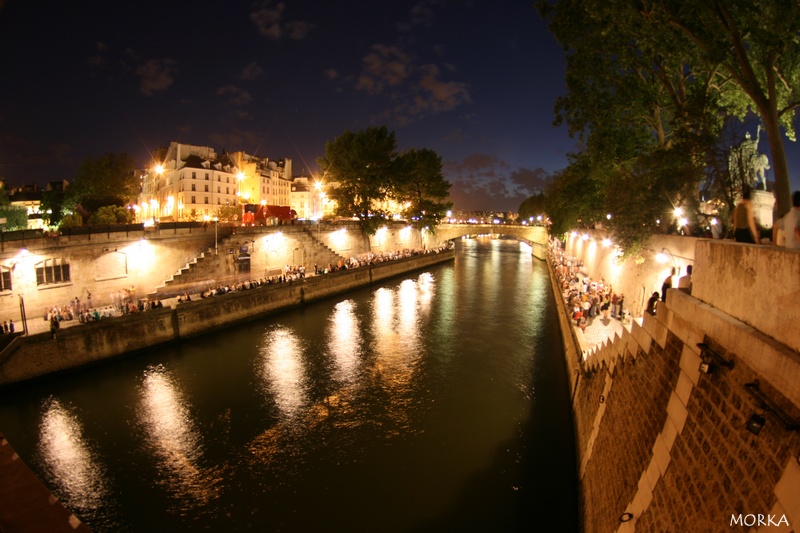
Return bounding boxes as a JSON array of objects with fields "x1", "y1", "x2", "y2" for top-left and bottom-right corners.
[
  {"x1": 38, "y1": 398, "x2": 108, "y2": 513},
  {"x1": 138, "y1": 365, "x2": 222, "y2": 510},
  {"x1": 328, "y1": 299, "x2": 362, "y2": 383},
  {"x1": 258, "y1": 327, "x2": 308, "y2": 419},
  {"x1": 0, "y1": 239, "x2": 579, "y2": 532}
]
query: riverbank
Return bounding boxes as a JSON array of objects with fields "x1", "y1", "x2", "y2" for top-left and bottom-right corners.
[{"x1": 0, "y1": 248, "x2": 455, "y2": 387}]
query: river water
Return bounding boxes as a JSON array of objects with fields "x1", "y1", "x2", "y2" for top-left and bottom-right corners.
[{"x1": 0, "y1": 237, "x2": 578, "y2": 532}]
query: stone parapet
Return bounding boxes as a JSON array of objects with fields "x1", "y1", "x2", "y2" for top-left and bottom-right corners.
[
  {"x1": 0, "y1": 250, "x2": 454, "y2": 387},
  {"x1": 691, "y1": 239, "x2": 800, "y2": 354},
  {"x1": 550, "y1": 238, "x2": 800, "y2": 531}
]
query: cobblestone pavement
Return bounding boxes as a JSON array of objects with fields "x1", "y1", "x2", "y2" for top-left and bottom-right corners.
[{"x1": 577, "y1": 313, "x2": 629, "y2": 350}]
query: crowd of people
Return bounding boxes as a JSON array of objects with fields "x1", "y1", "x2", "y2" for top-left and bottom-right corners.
[
  {"x1": 549, "y1": 240, "x2": 630, "y2": 336},
  {"x1": 34, "y1": 244, "x2": 456, "y2": 335}
]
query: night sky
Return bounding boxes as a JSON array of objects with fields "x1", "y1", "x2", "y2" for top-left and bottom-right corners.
[
  {"x1": 0, "y1": 0, "x2": 572, "y2": 211},
  {"x1": 1, "y1": 1, "x2": 798, "y2": 212}
]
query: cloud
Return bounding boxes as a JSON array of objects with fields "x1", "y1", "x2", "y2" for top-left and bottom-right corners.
[
  {"x1": 135, "y1": 58, "x2": 177, "y2": 96},
  {"x1": 240, "y1": 62, "x2": 264, "y2": 81},
  {"x1": 356, "y1": 45, "x2": 412, "y2": 95},
  {"x1": 216, "y1": 85, "x2": 253, "y2": 106},
  {"x1": 354, "y1": 45, "x2": 470, "y2": 124},
  {"x1": 250, "y1": 0, "x2": 314, "y2": 40},
  {"x1": 396, "y1": 0, "x2": 443, "y2": 32},
  {"x1": 87, "y1": 41, "x2": 109, "y2": 66},
  {"x1": 443, "y1": 154, "x2": 548, "y2": 212},
  {"x1": 509, "y1": 167, "x2": 550, "y2": 195},
  {"x1": 411, "y1": 64, "x2": 470, "y2": 113}
]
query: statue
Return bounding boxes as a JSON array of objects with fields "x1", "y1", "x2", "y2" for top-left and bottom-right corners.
[
  {"x1": 753, "y1": 153, "x2": 770, "y2": 190},
  {"x1": 729, "y1": 126, "x2": 770, "y2": 190}
]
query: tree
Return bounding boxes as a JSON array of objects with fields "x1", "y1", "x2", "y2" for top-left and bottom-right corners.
[
  {"x1": 318, "y1": 126, "x2": 397, "y2": 235},
  {"x1": 41, "y1": 188, "x2": 67, "y2": 226},
  {"x1": 59, "y1": 213, "x2": 83, "y2": 229},
  {"x1": 537, "y1": 0, "x2": 733, "y2": 252},
  {"x1": 659, "y1": 0, "x2": 800, "y2": 218},
  {"x1": 0, "y1": 206, "x2": 29, "y2": 231},
  {"x1": 67, "y1": 153, "x2": 138, "y2": 215},
  {"x1": 393, "y1": 148, "x2": 452, "y2": 232},
  {"x1": 88, "y1": 205, "x2": 134, "y2": 225},
  {"x1": 518, "y1": 193, "x2": 547, "y2": 223}
]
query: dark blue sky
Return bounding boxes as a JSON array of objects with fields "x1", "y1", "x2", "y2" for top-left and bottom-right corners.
[
  {"x1": 0, "y1": 0, "x2": 574, "y2": 211},
  {"x1": 1, "y1": 0, "x2": 797, "y2": 211}
]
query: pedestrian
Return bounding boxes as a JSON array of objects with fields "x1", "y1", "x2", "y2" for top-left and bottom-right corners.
[
  {"x1": 772, "y1": 190, "x2": 800, "y2": 249},
  {"x1": 661, "y1": 267, "x2": 675, "y2": 303},
  {"x1": 9, "y1": 319, "x2": 14, "y2": 333},
  {"x1": 646, "y1": 292, "x2": 660, "y2": 316},
  {"x1": 678, "y1": 265, "x2": 693, "y2": 293},
  {"x1": 731, "y1": 185, "x2": 759, "y2": 243},
  {"x1": 2, "y1": 321, "x2": 7, "y2": 334},
  {"x1": 50, "y1": 316, "x2": 60, "y2": 339}
]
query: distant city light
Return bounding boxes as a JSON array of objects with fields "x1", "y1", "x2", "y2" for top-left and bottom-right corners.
[{"x1": 674, "y1": 206, "x2": 683, "y2": 217}]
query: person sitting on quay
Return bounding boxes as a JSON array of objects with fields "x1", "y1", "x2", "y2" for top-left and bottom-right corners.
[{"x1": 646, "y1": 292, "x2": 660, "y2": 316}]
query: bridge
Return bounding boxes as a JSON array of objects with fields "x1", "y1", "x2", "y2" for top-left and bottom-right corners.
[{"x1": 434, "y1": 223, "x2": 549, "y2": 258}]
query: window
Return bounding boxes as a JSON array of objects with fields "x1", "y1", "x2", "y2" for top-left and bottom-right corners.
[
  {"x1": 226, "y1": 187, "x2": 230, "y2": 194},
  {"x1": 192, "y1": 184, "x2": 196, "y2": 191},
  {"x1": 205, "y1": 173, "x2": 209, "y2": 180},
  {"x1": 227, "y1": 177, "x2": 230, "y2": 183},
  {"x1": 191, "y1": 196, "x2": 196, "y2": 204},
  {"x1": 36, "y1": 258, "x2": 70, "y2": 286},
  {"x1": 192, "y1": 171, "x2": 196, "y2": 179},
  {"x1": 217, "y1": 186, "x2": 220, "y2": 193},
  {"x1": 0, "y1": 267, "x2": 11, "y2": 291},
  {"x1": 204, "y1": 197, "x2": 209, "y2": 204}
]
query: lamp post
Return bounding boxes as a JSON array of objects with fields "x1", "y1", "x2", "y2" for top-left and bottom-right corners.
[{"x1": 237, "y1": 171, "x2": 246, "y2": 224}]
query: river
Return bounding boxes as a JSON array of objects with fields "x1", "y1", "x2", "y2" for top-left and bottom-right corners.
[{"x1": 0, "y1": 237, "x2": 578, "y2": 532}]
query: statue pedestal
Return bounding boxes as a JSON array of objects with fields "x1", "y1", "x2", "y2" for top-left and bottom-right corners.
[{"x1": 752, "y1": 190, "x2": 775, "y2": 228}]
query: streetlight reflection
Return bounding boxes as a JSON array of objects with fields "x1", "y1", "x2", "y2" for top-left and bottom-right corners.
[
  {"x1": 259, "y1": 327, "x2": 307, "y2": 419},
  {"x1": 38, "y1": 398, "x2": 108, "y2": 513},
  {"x1": 328, "y1": 300, "x2": 362, "y2": 383},
  {"x1": 138, "y1": 365, "x2": 220, "y2": 507}
]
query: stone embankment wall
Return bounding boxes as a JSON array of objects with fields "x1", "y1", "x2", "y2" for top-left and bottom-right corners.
[
  {"x1": 0, "y1": 250, "x2": 454, "y2": 387},
  {"x1": 550, "y1": 238, "x2": 800, "y2": 532}
]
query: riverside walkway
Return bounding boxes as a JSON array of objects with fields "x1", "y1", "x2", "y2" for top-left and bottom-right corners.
[{"x1": 0, "y1": 434, "x2": 92, "y2": 532}]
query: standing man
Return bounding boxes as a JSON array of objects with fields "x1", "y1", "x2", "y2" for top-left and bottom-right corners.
[{"x1": 773, "y1": 191, "x2": 800, "y2": 249}]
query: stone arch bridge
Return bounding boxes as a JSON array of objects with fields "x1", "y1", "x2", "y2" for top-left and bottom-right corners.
[{"x1": 433, "y1": 223, "x2": 549, "y2": 259}]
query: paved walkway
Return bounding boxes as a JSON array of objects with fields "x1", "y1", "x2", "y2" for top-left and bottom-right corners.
[
  {"x1": 575, "y1": 313, "x2": 630, "y2": 355},
  {"x1": 0, "y1": 434, "x2": 92, "y2": 532}
]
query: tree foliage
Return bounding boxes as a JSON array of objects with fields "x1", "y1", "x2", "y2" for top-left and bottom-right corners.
[
  {"x1": 0, "y1": 206, "x2": 29, "y2": 231},
  {"x1": 67, "y1": 153, "x2": 138, "y2": 215},
  {"x1": 393, "y1": 148, "x2": 452, "y2": 232},
  {"x1": 518, "y1": 193, "x2": 547, "y2": 223},
  {"x1": 318, "y1": 126, "x2": 397, "y2": 235},
  {"x1": 319, "y1": 126, "x2": 452, "y2": 236},
  {"x1": 535, "y1": 0, "x2": 779, "y2": 252},
  {"x1": 537, "y1": 0, "x2": 800, "y2": 241},
  {"x1": 41, "y1": 189, "x2": 67, "y2": 226},
  {"x1": 659, "y1": 0, "x2": 800, "y2": 217},
  {"x1": 88, "y1": 205, "x2": 134, "y2": 225}
]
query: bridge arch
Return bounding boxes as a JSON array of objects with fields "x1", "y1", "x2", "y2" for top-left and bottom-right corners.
[{"x1": 433, "y1": 224, "x2": 549, "y2": 259}]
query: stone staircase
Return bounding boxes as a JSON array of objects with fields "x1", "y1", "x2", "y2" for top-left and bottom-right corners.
[
  {"x1": 301, "y1": 227, "x2": 348, "y2": 270},
  {"x1": 149, "y1": 227, "x2": 347, "y2": 298}
]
